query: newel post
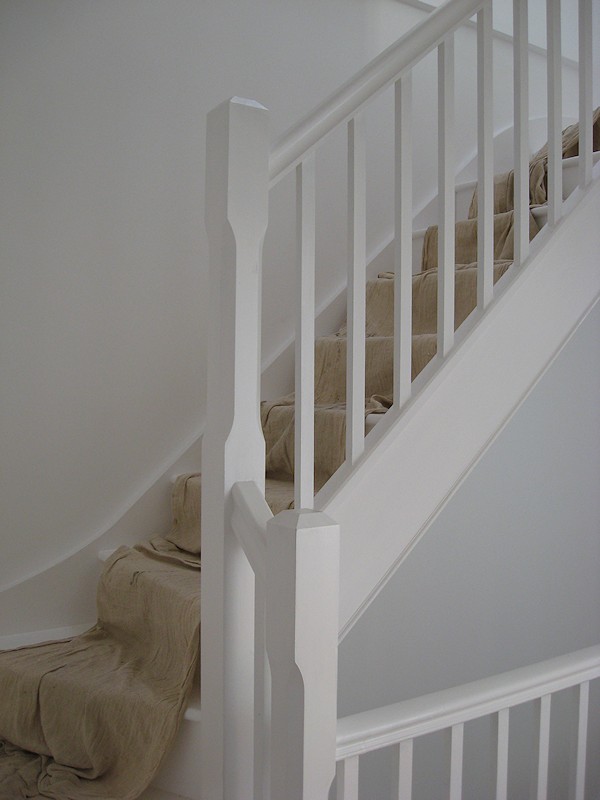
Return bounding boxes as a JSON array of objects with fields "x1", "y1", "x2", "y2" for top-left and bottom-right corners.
[
  {"x1": 201, "y1": 97, "x2": 269, "y2": 800},
  {"x1": 266, "y1": 510, "x2": 340, "y2": 800}
]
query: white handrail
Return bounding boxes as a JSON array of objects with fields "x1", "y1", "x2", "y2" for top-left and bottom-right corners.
[
  {"x1": 268, "y1": 0, "x2": 484, "y2": 186},
  {"x1": 231, "y1": 481, "x2": 272, "y2": 584},
  {"x1": 336, "y1": 645, "x2": 600, "y2": 759}
]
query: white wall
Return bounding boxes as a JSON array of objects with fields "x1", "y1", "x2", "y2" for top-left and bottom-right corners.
[
  {"x1": 0, "y1": 0, "x2": 595, "y2": 597},
  {"x1": 337, "y1": 301, "x2": 600, "y2": 799},
  {"x1": 0, "y1": 0, "x2": 392, "y2": 590}
]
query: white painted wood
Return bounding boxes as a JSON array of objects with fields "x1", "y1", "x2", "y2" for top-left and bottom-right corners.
[
  {"x1": 230, "y1": 481, "x2": 272, "y2": 585},
  {"x1": 336, "y1": 646, "x2": 600, "y2": 760},
  {"x1": 268, "y1": 0, "x2": 484, "y2": 185},
  {"x1": 326, "y1": 176, "x2": 600, "y2": 636},
  {"x1": 202, "y1": 97, "x2": 269, "y2": 800},
  {"x1": 336, "y1": 756, "x2": 359, "y2": 800},
  {"x1": 546, "y1": 0, "x2": 563, "y2": 226},
  {"x1": 448, "y1": 723, "x2": 464, "y2": 800},
  {"x1": 347, "y1": 114, "x2": 367, "y2": 465},
  {"x1": 437, "y1": 34, "x2": 456, "y2": 356},
  {"x1": 477, "y1": 1, "x2": 494, "y2": 310},
  {"x1": 494, "y1": 708, "x2": 510, "y2": 800},
  {"x1": 254, "y1": 579, "x2": 269, "y2": 800},
  {"x1": 513, "y1": 0, "x2": 529, "y2": 267},
  {"x1": 531, "y1": 694, "x2": 551, "y2": 800},
  {"x1": 391, "y1": 739, "x2": 413, "y2": 800},
  {"x1": 394, "y1": 74, "x2": 413, "y2": 409},
  {"x1": 266, "y1": 510, "x2": 340, "y2": 800},
  {"x1": 438, "y1": 36, "x2": 455, "y2": 356},
  {"x1": 295, "y1": 154, "x2": 316, "y2": 510},
  {"x1": 230, "y1": 484, "x2": 274, "y2": 800},
  {"x1": 578, "y1": 0, "x2": 593, "y2": 188},
  {"x1": 569, "y1": 681, "x2": 589, "y2": 800}
]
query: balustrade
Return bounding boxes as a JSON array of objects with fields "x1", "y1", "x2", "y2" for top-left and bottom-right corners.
[
  {"x1": 202, "y1": 0, "x2": 597, "y2": 795},
  {"x1": 335, "y1": 647, "x2": 600, "y2": 800}
]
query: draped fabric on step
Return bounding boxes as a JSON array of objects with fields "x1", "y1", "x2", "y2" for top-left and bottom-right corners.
[
  {"x1": 0, "y1": 475, "x2": 202, "y2": 800},
  {"x1": 468, "y1": 107, "x2": 600, "y2": 218},
  {"x1": 261, "y1": 216, "x2": 538, "y2": 487}
]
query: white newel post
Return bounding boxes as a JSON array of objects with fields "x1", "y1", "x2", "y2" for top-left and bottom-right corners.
[
  {"x1": 202, "y1": 97, "x2": 269, "y2": 800},
  {"x1": 266, "y1": 510, "x2": 341, "y2": 800}
]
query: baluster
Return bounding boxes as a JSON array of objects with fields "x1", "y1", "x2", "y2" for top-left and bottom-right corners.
[
  {"x1": 347, "y1": 114, "x2": 367, "y2": 465},
  {"x1": 336, "y1": 756, "x2": 360, "y2": 800},
  {"x1": 266, "y1": 510, "x2": 340, "y2": 800},
  {"x1": 438, "y1": 36, "x2": 455, "y2": 357},
  {"x1": 254, "y1": 582, "x2": 269, "y2": 800},
  {"x1": 295, "y1": 155, "x2": 316, "y2": 510},
  {"x1": 531, "y1": 694, "x2": 552, "y2": 800},
  {"x1": 391, "y1": 739, "x2": 414, "y2": 800},
  {"x1": 394, "y1": 74, "x2": 413, "y2": 408},
  {"x1": 494, "y1": 708, "x2": 510, "y2": 800},
  {"x1": 513, "y1": 0, "x2": 529, "y2": 266},
  {"x1": 578, "y1": 0, "x2": 593, "y2": 188},
  {"x1": 569, "y1": 681, "x2": 589, "y2": 800},
  {"x1": 546, "y1": 0, "x2": 562, "y2": 225},
  {"x1": 477, "y1": 0, "x2": 494, "y2": 310},
  {"x1": 448, "y1": 723, "x2": 464, "y2": 800}
]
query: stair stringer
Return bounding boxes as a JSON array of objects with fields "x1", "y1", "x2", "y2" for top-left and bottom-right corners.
[{"x1": 319, "y1": 174, "x2": 600, "y2": 640}]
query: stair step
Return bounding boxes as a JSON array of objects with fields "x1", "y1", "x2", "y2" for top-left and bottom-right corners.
[
  {"x1": 139, "y1": 787, "x2": 193, "y2": 800},
  {"x1": 97, "y1": 547, "x2": 201, "y2": 724},
  {"x1": 0, "y1": 623, "x2": 94, "y2": 651}
]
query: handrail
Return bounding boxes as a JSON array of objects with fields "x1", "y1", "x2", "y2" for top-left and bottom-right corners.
[
  {"x1": 231, "y1": 481, "x2": 272, "y2": 584},
  {"x1": 268, "y1": 0, "x2": 484, "y2": 185},
  {"x1": 336, "y1": 645, "x2": 600, "y2": 759}
]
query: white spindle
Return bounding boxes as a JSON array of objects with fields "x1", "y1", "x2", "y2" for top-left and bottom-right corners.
[
  {"x1": 569, "y1": 681, "x2": 589, "y2": 800},
  {"x1": 578, "y1": 0, "x2": 593, "y2": 188},
  {"x1": 266, "y1": 510, "x2": 340, "y2": 800},
  {"x1": 546, "y1": 0, "x2": 562, "y2": 225},
  {"x1": 202, "y1": 97, "x2": 270, "y2": 800},
  {"x1": 513, "y1": 0, "x2": 529, "y2": 267},
  {"x1": 438, "y1": 36, "x2": 455, "y2": 356},
  {"x1": 336, "y1": 756, "x2": 360, "y2": 800},
  {"x1": 254, "y1": 583, "x2": 269, "y2": 800},
  {"x1": 448, "y1": 723, "x2": 464, "y2": 800},
  {"x1": 295, "y1": 155, "x2": 316, "y2": 510},
  {"x1": 477, "y1": 0, "x2": 494, "y2": 310},
  {"x1": 394, "y1": 74, "x2": 413, "y2": 409},
  {"x1": 531, "y1": 694, "x2": 552, "y2": 800},
  {"x1": 494, "y1": 708, "x2": 510, "y2": 800},
  {"x1": 391, "y1": 739, "x2": 414, "y2": 800},
  {"x1": 347, "y1": 115, "x2": 367, "y2": 465}
]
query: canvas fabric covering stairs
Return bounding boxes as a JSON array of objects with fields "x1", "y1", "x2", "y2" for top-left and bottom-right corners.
[
  {"x1": 0, "y1": 476, "x2": 202, "y2": 800},
  {"x1": 0, "y1": 113, "x2": 598, "y2": 799},
  {"x1": 261, "y1": 208, "x2": 540, "y2": 492}
]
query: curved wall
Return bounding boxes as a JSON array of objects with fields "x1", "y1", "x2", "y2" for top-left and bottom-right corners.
[{"x1": 0, "y1": 0, "x2": 376, "y2": 593}]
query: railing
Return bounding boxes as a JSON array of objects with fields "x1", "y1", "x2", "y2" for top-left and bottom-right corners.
[
  {"x1": 335, "y1": 646, "x2": 600, "y2": 799},
  {"x1": 264, "y1": 0, "x2": 595, "y2": 510},
  {"x1": 201, "y1": 0, "x2": 596, "y2": 796}
]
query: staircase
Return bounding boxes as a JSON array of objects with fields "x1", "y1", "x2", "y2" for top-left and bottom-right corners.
[
  {"x1": 200, "y1": 0, "x2": 600, "y2": 795},
  {"x1": 1, "y1": 0, "x2": 599, "y2": 798}
]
